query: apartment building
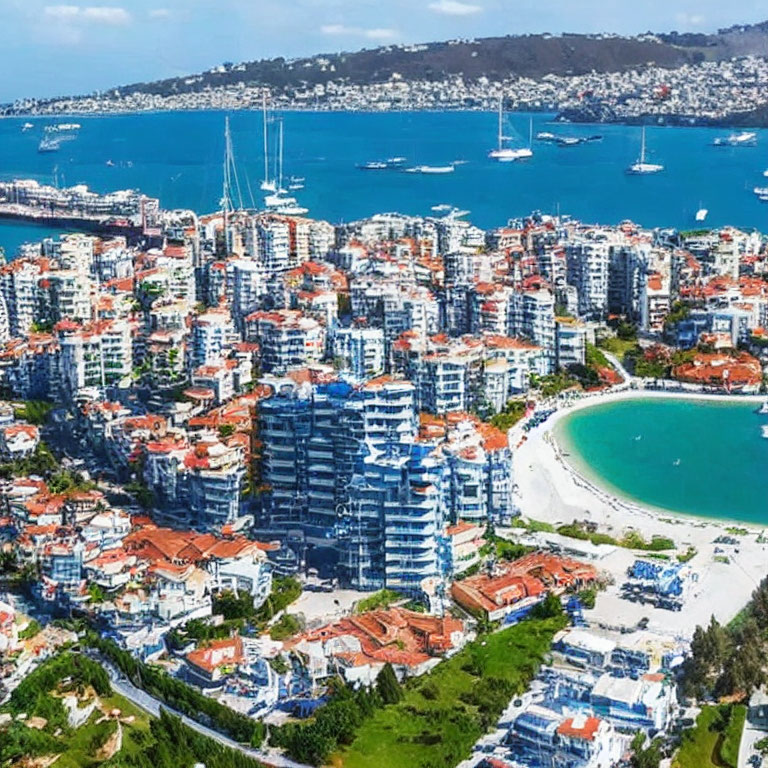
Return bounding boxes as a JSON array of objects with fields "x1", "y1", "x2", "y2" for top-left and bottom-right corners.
[
  {"x1": 329, "y1": 325, "x2": 386, "y2": 381},
  {"x1": 246, "y1": 309, "x2": 324, "y2": 373}
]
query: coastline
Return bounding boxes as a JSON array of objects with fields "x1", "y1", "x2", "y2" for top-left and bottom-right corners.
[
  {"x1": 513, "y1": 387, "x2": 768, "y2": 637},
  {"x1": 1, "y1": 107, "x2": 762, "y2": 130},
  {"x1": 514, "y1": 388, "x2": 768, "y2": 533}
]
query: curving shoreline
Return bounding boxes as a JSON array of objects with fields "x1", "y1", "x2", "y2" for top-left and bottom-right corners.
[
  {"x1": 513, "y1": 388, "x2": 768, "y2": 534},
  {"x1": 512, "y1": 387, "x2": 768, "y2": 637}
]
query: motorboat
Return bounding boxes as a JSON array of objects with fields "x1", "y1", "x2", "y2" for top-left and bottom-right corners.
[
  {"x1": 357, "y1": 157, "x2": 407, "y2": 170},
  {"x1": 713, "y1": 131, "x2": 757, "y2": 147},
  {"x1": 405, "y1": 164, "x2": 455, "y2": 174}
]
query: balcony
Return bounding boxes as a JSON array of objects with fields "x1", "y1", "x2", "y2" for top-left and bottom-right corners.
[{"x1": 385, "y1": 525, "x2": 436, "y2": 537}]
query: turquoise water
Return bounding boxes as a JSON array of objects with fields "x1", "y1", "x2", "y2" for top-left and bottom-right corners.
[
  {"x1": 555, "y1": 397, "x2": 768, "y2": 524},
  {"x1": 2, "y1": 111, "x2": 768, "y2": 255}
]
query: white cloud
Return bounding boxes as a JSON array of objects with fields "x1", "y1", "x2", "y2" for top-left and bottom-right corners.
[
  {"x1": 320, "y1": 23, "x2": 347, "y2": 34},
  {"x1": 82, "y1": 6, "x2": 130, "y2": 24},
  {"x1": 675, "y1": 12, "x2": 705, "y2": 26},
  {"x1": 43, "y1": 4, "x2": 80, "y2": 20},
  {"x1": 321, "y1": 23, "x2": 398, "y2": 40},
  {"x1": 363, "y1": 28, "x2": 398, "y2": 40},
  {"x1": 428, "y1": 0, "x2": 482, "y2": 16},
  {"x1": 43, "y1": 5, "x2": 131, "y2": 26},
  {"x1": 148, "y1": 8, "x2": 171, "y2": 19}
]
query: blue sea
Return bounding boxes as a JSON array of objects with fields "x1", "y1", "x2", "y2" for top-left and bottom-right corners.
[
  {"x1": 556, "y1": 397, "x2": 768, "y2": 524},
  {"x1": 1, "y1": 110, "x2": 768, "y2": 255}
]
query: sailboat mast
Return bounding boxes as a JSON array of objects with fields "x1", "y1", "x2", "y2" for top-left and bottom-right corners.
[
  {"x1": 262, "y1": 93, "x2": 269, "y2": 186},
  {"x1": 498, "y1": 96, "x2": 503, "y2": 151},
  {"x1": 640, "y1": 126, "x2": 646, "y2": 165},
  {"x1": 529, "y1": 117, "x2": 533, "y2": 149},
  {"x1": 278, "y1": 119, "x2": 284, "y2": 192},
  {"x1": 223, "y1": 117, "x2": 231, "y2": 249},
  {"x1": 223, "y1": 117, "x2": 230, "y2": 224}
]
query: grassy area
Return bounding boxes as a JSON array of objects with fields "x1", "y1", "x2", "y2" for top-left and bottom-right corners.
[
  {"x1": 1, "y1": 666, "x2": 151, "y2": 768},
  {"x1": 489, "y1": 400, "x2": 527, "y2": 432},
  {"x1": 269, "y1": 613, "x2": 303, "y2": 641},
  {"x1": 677, "y1": 547, "x2": 698, "y2": 563},
  {"x1": 597, "y1": 336, "x2": 640, "y2": 358},
  {"x1": 550, "y1": 521, "x2": 676, "y2": 553},
  {"x1": 673, "y1": 704, "x2": 745, "y2": 768},
  {"x1": 51, "y1": 693, "x2": 152, "y2": 768},
  {"x1": 18, "y1": 618, "x2": 42, "y2": 640},
  {"x1": 353, "y1": 589, "x2": 403, "y2": 614},
  {"x1": 727, "y1": 606, "x2": 751, "y2": 633},
  {"x1": 338, "y1": 617, "x2": 565, "y2": 768},
  {"x1": 13, "y1": 399, "x2": 55, "y2": 425},
  {"x1": 585, "y1": 343, "x2": 610, "y2": 368},
  {"x1": 620, "y1": 531, "x2": 675, "y2": 551},
  {"x1": 511, "y1": 517, "x2": 555, "y2": 534}
]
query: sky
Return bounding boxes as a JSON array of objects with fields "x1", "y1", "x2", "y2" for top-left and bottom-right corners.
[{"x1": 2, "y1": 0, "x2": 767, "y2": 102}]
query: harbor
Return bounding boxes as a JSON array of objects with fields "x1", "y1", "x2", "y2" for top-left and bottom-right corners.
[
  {"x1": 0, "y1": 179, "x2": 156, "y2": 238},
  {"x1": 6, "y1": 110, "x2": 768, "y2": 239}
]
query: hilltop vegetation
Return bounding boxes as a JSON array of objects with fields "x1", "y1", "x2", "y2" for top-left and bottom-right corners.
[
  {"x1": 0, "y1": 650, "x2": 266, "y2": 768},
  {"x1": 10, "y1": 21, "x2": 768, "y2": 110},
  {"x1": 270, "y1": 617, "x2": 564, "y2": 768}
]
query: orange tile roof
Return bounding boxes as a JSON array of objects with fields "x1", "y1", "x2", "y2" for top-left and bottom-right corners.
[
  {"x1": 451, "y1": 552, "x2": 597, "y2": 616},
  {"x1": 186, "y1": 636, "x2": 243, "y2": 674},
  {"x1": 288, "y1": 607, "x2": 464, "y2": 668},
  {"x1": 557, "y1": 716, "x2": 602, "y2": 741}
]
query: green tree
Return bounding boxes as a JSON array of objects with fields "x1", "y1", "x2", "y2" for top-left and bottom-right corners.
[
  {"x1": 531, "y1": 593, "x2": 563, "y2": 619},
  {"x1": 630, "y1": 732, "x2": 662, "y2": 768},
  {"x1": 376, "y1": 662, "x2": 403, "y2": 705}
]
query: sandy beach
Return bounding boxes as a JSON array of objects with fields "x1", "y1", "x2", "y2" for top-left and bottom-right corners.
[{"x1": 511, "y1": 388, "x2": 768, "y2": 639}]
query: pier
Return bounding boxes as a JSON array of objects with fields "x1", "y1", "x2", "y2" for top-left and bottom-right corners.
[{"x1": 0, "y1": 179, "x2": 158, "y2": 238}]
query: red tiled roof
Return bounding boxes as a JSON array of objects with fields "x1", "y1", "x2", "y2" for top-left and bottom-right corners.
[{"x1": 557, "y1": 716, "x2": 602, "y2": 741}]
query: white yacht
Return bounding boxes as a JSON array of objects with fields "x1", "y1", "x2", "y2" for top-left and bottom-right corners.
[
  {"x1": 626, "y1": 127, "x2": 664, "y2": 174},
  {"x1": 358, "y1": 157, "x2": 407, "y2": 170},
  {"x1": 695, "y1": 208, "x2": 708, "y2": 222},
  {"x1": 713, "y1": 131, "x2": 757, "y2": 147},
  {"x1": 488, "y1": 98, "x2": 533, "y2": 161},
  {"x1": 405, "y1": 164, "x2": 455, "y2": 174},
  {"x1": 263, "y1": 119, "x2": 308, "y2": 214},
  {"x1": 266, "y1": 197, "x2": 309, "y2": 216},
  {"x1": 761, "y1": 424, "x2": 768, "y2": 439}
]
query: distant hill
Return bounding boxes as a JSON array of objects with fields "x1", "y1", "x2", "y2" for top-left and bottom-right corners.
[{"x1": 93, "y1": 22, "x2": 768, "y2": 101}]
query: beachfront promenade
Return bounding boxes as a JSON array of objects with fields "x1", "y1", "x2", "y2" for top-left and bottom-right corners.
[{"x1": 509, "y1": 377, "x2": 768, "y2": 639}]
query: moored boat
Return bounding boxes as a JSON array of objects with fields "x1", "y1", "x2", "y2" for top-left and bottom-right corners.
[
  {"x1": 713, "y1": 131, "x2": 757, "y2": 147},
  {"x1": 626, "y1": 127, "x2": 664, "y2": 174}
]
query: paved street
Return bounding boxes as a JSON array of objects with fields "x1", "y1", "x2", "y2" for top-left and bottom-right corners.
[
  {"x1": 739, "y1": 722, "x2": 766, "y2": 768},
  {"x1": 100, "y1": 658, "x2": 310, "y2": 768}
]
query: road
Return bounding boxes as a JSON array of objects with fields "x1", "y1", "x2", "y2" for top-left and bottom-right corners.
[
  {"x1": 602, "y1": 349, "x2": 632, "y2": 387},
  {"x1": 98, "y1": 657, "x2": 310, "y2": 768},
  {"x1": 738, "y1": 720, "x2": 766, "y2": 768}
]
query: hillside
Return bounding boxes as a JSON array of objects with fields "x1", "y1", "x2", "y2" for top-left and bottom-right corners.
[
  {"x1": 21, "y1": 21, "x2": 768, "y2": 104},
  {"x1": 115, "y1": 35, "x2": 700, "y2": 98}
]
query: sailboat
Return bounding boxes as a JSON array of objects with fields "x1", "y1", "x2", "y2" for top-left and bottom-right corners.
[
  {"x1": 488, "y1": 97, "x2": 533, "y2": 162},
  {"x1": 626, "y1": 127, "x2": 664, "y2": 174},
  {"x1": 263, "y1": 119, "x2": 308, "y2": 216},
  {"x1": 260, "y1": 94, "x2": 276, "y2": 193}
]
